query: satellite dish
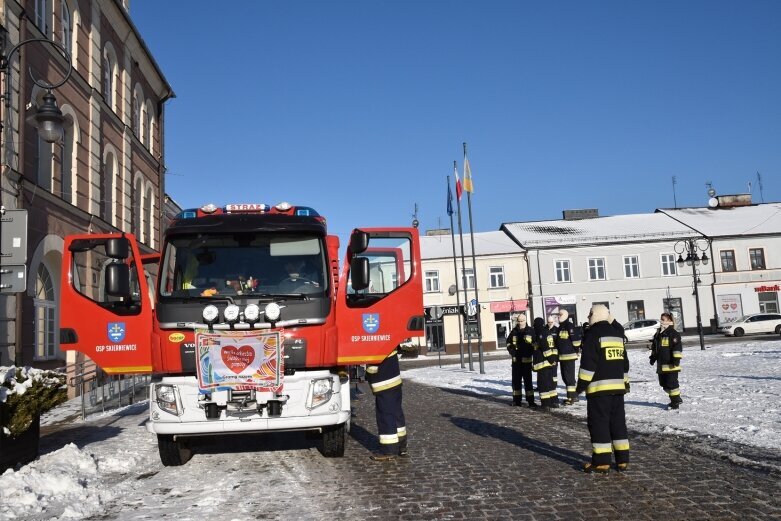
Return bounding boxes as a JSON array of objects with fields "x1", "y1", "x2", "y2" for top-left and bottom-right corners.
[
  {"x1": 448, "y1": 284, "x2": 457, "y2": 296},
  {"x1": 708, "y1": 197, "x2": 719, "y2": 208},
  {"x1": 707, "y1": 188, "x2": 716, "y2": 197}
]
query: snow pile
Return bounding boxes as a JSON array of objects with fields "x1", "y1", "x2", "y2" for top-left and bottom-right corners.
[{"x1": 0, "y1": 366, "x2": 65, "y2": 403}]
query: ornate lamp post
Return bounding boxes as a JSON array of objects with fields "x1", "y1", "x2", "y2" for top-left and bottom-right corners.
[{"x1": 675, "y1": 238, "x2": 711, "y2": 350}]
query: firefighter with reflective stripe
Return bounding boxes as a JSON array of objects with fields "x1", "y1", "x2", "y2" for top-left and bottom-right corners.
[
  {"x1": 533, "y1": 317, "x2": 558, "y2": 408},
  {"x1": 650, "y1": 312, "x2": 683, "y2": 409},
  {"x1": 556, "y1": 309, "x2": 579, "y2": 405},
  {"x1": 545, "y1": 315, "x2": 560, "y2": 402},
  {"x1": 365, "y1": 348, "x2": 407, "y2": 461},
  {"x1": 506, "y1": 315, "x2": 536, "y2": 407},
  {"x1": 576, "y1": 304, "x2": 630, "y2": 473}
]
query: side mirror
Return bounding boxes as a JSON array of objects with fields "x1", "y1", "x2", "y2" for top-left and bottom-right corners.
[
  {"x1": 106, "y1": 263, "x2": 131, "y2": 297},
  {"x1": 106, "y1": 237, "x2": 129, "y2": 259},
  {"x1": 350, "y1": 257, "x2": 370, "y2": 291},
  {"x1": 349, "y1": 230, "x2": 369, "y2": 255}
]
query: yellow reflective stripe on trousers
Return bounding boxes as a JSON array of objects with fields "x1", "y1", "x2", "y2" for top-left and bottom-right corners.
[
  {"x1": 661, "y1": 364, "x2": 681, "y2": 372},
  {"x1": 379, "y1": 434, "x2": 399, "y2": 445},
  {"x1": 672, "y1": 352, "x2": 683, "y2": 358},
  {"x1": 366, "y1": 365, "x2": 379, "y2": 374},
  {"x1": 668, "y1": 388, "x2": 681, "y2": 396},
  {"x1": 397, "y1": 427, "x2": 407, "y2": 437},
  {"x1": 592, "y1": 442, "x2": 613, "y2": 454},
  {"x1": 612, "y1": 439, "x2": 630, "y2": 451},
  {"x1": 371, "y1": 375, "x2": 402, "y2": 392},
  {"x1": 578, "y1": 368, "x2": 594, "y2": 381},
  {"x1": 559, "y1": 353, "x2": 579, "y2": 361},
  {"x1": 586, "y1": 379, "x2": 626, "y2": 394}
]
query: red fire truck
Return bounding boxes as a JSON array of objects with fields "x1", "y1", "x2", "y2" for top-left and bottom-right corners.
[{"x1": 59, "y1": 202, "x2": 423, "y2": 465}]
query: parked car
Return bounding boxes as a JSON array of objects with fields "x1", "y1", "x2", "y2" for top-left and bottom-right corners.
[
  {"x1": 623, "y1": 319, "x2": 661, "y2": 342},
  {"x1": 718, "y1": 313, "x2": 781, "y2": 337}
]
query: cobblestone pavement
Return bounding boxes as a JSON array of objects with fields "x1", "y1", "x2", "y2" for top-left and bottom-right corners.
[{"x1": 331, "y1": 379, "x2": 780, "y2": 520}]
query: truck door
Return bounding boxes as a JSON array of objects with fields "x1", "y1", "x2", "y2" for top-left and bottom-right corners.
[
  {"x1": 59, "y1": 234, "x2": 154, "y2": 374},
  {"x1": 336, "y1": 228, "x2": 424, "y2": 365}
]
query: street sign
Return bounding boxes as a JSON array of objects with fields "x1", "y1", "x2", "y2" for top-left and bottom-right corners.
[
  {"x1": 466, "y1": 298, "x2": 478, "y2": 317},
  {"x1": 0, "y1": 265, "x2": 27, "y2": 293},
  {"x1": 0, "y1": 209, "x2": 28, "y2": 265},
  {"x1": 464, "y1": 321, "x2": 480, "y2": 339}
]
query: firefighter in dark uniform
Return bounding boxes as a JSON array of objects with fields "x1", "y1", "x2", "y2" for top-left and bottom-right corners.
[
  {"x1": 576, "y1": 304, "x2": 630, "y2": 473},
  {"x1": 533, "y1": 317, "x2": 558, "y2": 408},
  {"x1": 545, "y1": 315, "x2": 560, "y2": 403},
  {"x1": 650, "y1": 312, "x2": 683, "y2": 409},
  {"x1": 365, "y1": 347, "x2": 407, "y2": 461},
  {"x1": 556, "y1": 309, "x2": 579, "y2": 405},
  {"x1": 506, "y1": 315, "x2": 537, "y2": 407}
]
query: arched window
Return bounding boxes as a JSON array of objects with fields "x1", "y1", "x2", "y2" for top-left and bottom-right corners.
[
  {"x1": 133, "y1": 174, "x2": 143, "y2": 239},
  {"x1": 146, "y1": 98, "x2": 156, "y2": 154},
  {"x1": 103, "y1": 54, "x2": 113, "y2": 107},
  {"x1": 103, "y1": 150, "x2": 118, "y2": 225},
  {"x1": 132, "y1": 86, "x2": 144, "y2": 139},
  {"x1": 143, "y1": 185, "x2": 152, "y2": 245},
  {"x1": 34, "y1": 0, "x2": 51, "y2": 36},
  {"x1": 61, "y1": 1, "x2": 72, "y2": 54},
  {"x1": 37, "y1": 133, "x2": 54, "y2": 192},
  {"x1": 141, "y1": 101, "x2": 149, "y2": 147},
  {"x1": 59, "y1": 107, "x2": 79, "y2": 205},
  {"x1": 34, "y1": 264, "x2": 58, "y2": 360}
]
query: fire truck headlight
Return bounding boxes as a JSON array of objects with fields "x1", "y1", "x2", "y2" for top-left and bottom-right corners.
[
  {"x1": 224, "y1": 304, "x2": 240, "y2": 323},
  {"x1": 307, "y1": 378, "x2": 334, "y2": 410},
  {"x1": 264, "y1": 302, "x2": 281, "y2": 322},
  {"x1": 244, "y1": 304, "x2": 260, "y2": 322},
  {"x1": 155, "y1": 384, "x2": 178, "y2": 415},
  {"x1": 202, "y1": 305, "x2": 219, "y2": 323}
]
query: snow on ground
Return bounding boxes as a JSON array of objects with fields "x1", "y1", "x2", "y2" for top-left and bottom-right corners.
[
  {"x1": 1, "y1": 338, "x2": 779, "y2": 520},
  {"x1": 404, "y1": 338, "x2": 781, "y2": 454}
]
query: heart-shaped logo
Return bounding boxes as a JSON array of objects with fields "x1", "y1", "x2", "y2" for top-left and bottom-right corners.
[
  {"x1": 731, "y1": 304, "x2": 737, "y2": 310},
  {"x1": 221, "y1": 345, "x2": 255, "y2": 374},
  {"x1": 722, "y1": 304, "x2": 729, "y2": 310}
]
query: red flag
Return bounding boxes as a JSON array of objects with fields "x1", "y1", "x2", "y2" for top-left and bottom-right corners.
[{"x1": 454, "y1": 163, "x2": 463, "y2": 201}]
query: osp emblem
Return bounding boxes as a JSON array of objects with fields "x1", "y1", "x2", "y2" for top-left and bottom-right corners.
[
  {"x1": 362, "y1": 313, "x2": 380, "y2": 334},
  {"x1": 107, "y1": 322, "x2": 126, "y2": 343}
]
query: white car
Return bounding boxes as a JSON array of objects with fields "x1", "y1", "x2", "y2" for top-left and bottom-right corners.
[
  {"x1": 623, "y1": 319, "x2": 661, "y2": 342},
  {"x1": 719, "y1": 313, "x2": 781, "y2": 337}
]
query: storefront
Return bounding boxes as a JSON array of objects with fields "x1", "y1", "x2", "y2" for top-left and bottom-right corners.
[{"x1": 715, "y1": 283, "x2": 781, "y2": 325}]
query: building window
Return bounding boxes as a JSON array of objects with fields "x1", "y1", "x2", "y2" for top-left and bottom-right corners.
[
  {"x1": 61, "y1": 1, "x2": 72, "y2": 54},
  {"x1": 720, "y1": 250, "x2": 736, "y2": 272},
  {"x1": 103, "y1": 152, "x2": 115, "y2": 225},
  {"x1": 489, "y1": 266, "x2": 505, "y2": 288},
  {"x1": 103, "y1": 55, "x2": 113, "y2": 107},
  {"x1": 35, "y1": 0, "x2": 50, "y2": 36},
  {"x1": 424, "y1": 270, "x2": 440, "y2": 293},
  {"x1": 661, "y1": 254, "x2": 677, "y2": 276},
  {"x1": 623, "y1": 256, "x2": 640, "y2": 278},
  {"x1": 627, "y1": 300, "x2": 645, "y2": 321},
  {"x1": 555, "y1": 260, "x2": 571, "y2": 283},
  {"x1": 461, "y1": 268, "x2": 475, "y2": 290},
  {"x1": 34, "y1": 264, "x2": 58, "y2": 360},
  {"x1": 588, "y1": 258, "x2": 606, "y2": 281},
  {"x1": 144, "y1": 186, "x2": 152, "y2": 246},
  {"x1": 749, "y1": 248, "x2": 765, "y2": 270},
  {"x1": 133, "y1": 91, "x2": 142, "y2": 136},
  {"x1": 758, "y1": 292, "x2": 779, "y2": 314}
]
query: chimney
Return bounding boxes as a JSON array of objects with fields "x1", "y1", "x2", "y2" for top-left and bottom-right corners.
[
  {"x1": 563, "y1": 209, "x2": 599, "y2": 220},
  {"x1": 709, "y1": 194, "x2": 752, "y2": 208}
]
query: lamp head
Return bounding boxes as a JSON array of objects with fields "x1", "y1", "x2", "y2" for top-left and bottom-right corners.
[{"x1": 34, "y1": 90, "x2": 64, "y2": 143}]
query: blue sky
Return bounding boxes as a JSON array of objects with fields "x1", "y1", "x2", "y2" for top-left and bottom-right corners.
[{"x1": 132, "y1": 1, "x2": 781, "y2": 242}]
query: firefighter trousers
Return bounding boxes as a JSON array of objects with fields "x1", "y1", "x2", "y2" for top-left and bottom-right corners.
[
  {"x1": 560, "y1": 360, "x2": 577, "y2": 400},
  {"x1": 536, "y1": 366, "x2": 557, "y2": 406},
  {"x1": 511, "y1": 363, "x2": 534, "y2": 405},
  {"x1": 658, "y1": 372, "x2": 682, "y2": 404},
  {"x1": 374, "y1": 385, "x2": 407, "y2": 455},
  {"x1": 586, "y1": 394, "x2": 629, "y2": 466}
]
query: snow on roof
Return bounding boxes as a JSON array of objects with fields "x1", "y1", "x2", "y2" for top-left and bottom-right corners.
[
  {"x1": 501, "y1": 213, "x2": 694, "y2": 248},
  {"x1": 420, "y1": 231, "x2": 522, "y2": 259},
  {"x1": 658, "y1": 203, "x2": 781, "y2": 238}
]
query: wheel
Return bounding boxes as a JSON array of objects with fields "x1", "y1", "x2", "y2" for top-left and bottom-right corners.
[
  {"x1": 157, "y1": 434, "x2": 192, "y2": 466},
  {"x1": 319, "y1": 423, "x2": 345, "y2": 457},
  {"x1": 733, "y1": 328, "x2": 744, "y2": 337},
  {"x1": 775, "y1": 325, "x2": 781, "y2": 334}
]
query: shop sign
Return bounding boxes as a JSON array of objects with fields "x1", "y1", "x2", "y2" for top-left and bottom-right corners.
[{"x1": 754, "y1": 284, "x2": 780, "y2": 293}]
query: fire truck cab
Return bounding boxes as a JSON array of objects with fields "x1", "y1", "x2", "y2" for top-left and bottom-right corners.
[{"x1": 59, "y1": 202, "x2": 423, "y2": 465}]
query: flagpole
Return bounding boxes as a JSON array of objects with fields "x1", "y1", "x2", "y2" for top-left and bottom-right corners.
[
  {"x1": 454, "y1": 161, "x2": 474, "y2": 371},
  {"x1": 464, "y1": 142, "x2": 484, "y2": 374},
  {"x1": 447, "y1": 174, "x2": 465, "y2": 368}
]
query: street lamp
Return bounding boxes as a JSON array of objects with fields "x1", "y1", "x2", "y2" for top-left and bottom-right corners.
[{"x1": 675, "y1": 238, "x2": 711, "y2": 350}]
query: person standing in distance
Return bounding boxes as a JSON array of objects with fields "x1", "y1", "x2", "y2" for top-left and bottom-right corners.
[
  {"x1": 649, "y1": 312, "x2": 683, "y2": 409},
  {"x1": 506, "y1": 315, "x2": 537, "y2": 407},
  {"x1": 576, "y1": 304, "x2": 630, "y2": 473},
  {"x1": 533, "y1": 317, "x2": 558, "y2": 408},
  {"x1": 556, "y1": 309, "x2": 579, "y2": 405}
]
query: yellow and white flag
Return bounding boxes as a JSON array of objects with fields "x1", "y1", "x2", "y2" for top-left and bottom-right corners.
[{"x1": 463, "y1": 155, "x2": 474, "y2": 193}]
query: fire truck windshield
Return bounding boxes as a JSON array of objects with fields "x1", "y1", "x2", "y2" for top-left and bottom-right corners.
[{"x1": 159, "y1": 233, "x2": 327, "y2": 299}]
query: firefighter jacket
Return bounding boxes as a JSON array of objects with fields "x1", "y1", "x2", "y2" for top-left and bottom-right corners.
[
  {"x1": 365, "y1": 349, "x2": 402, "y2": 393},
  {"x1": 532, "y1": 324, "x2": 556, "y2": 372},
  {"x1": 576, "y1": 320, "x2": 629, "y2": 397},
  {"x1": 545, "y1": 325, "x2": 559, "y2": 360},
  {"x1": 651, "y1": 325, "x2": 682, "y2": 373},
  {"x1": 507, "y1": 325, "x2": 535, "y2": 364},
  {"x1": 556, "y1": 318, "x2": 579, "y2": 361}
]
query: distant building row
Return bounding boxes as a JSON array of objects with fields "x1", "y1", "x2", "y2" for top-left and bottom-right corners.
[{"x1": 418, "y1": 197, "x2": 781, "y2": 354}]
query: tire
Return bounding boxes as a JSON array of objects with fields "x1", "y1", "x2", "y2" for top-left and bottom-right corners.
[
  {"x1": 775, "y1": 325, "x2": 781, "y2": 334},
  {"x1": 319, "y1": 423, "x2": 346, "y2": 458},
  {"x1": 733, "y1": 328, "x2": 744, "y2": 337},
  {"x1": 158, "y1": 434, "x2": 192, "y2": 466}
]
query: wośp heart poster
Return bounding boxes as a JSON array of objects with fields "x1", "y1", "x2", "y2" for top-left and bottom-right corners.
[{"x1": 195, "y1": 330, "x2": 283, "y2": 392}]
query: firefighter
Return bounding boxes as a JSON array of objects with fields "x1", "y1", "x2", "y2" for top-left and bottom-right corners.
[
  {"x1": 365, "y1": 347, "x2": 407, "y2": 461},
  {"x1": 506, "y1": 315, "x2": 536, "y2": 407},
  {"x1": 576, "y1": 304, "x2": 630, "y2": 473},
  {"x1": 532, "y1": 317, "x2": 558, "y2": 408},
  {"x1": 649, "y1": 312, "x2": 683, "y2": 409},
  {"x1": 546, "y1": 315, "x2": 560, "y2": 401},
  {"x1": 556, "y1": 309, "x2": 579, "y2": 405}
]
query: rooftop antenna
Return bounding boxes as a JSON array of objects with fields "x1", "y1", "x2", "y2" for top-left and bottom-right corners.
[
  {"x1": 748, "y1": 181, "x2": 752, "y2": 195},
  {"x1": 411, "y1": 202, "x2": 419, "y2": 228},
  {"x1": 757, "y1": 171, "x2": 764, "y2": 203},
  {"x1": 672, "y1": 176, "x2": 677, "y2": 208}
]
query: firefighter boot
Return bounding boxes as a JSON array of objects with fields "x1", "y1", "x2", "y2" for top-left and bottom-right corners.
[
  {"x1": 527, "y1": 399, "x2": 538, "y2": 408},
  {"x1": 398, "y1": 438, "x2": 409, "y2": 458},
  {"x1": 583, "y1": 462, "x2": 610, "y2": 474},
  {"x1": 616, "y1": 463, "x2": 629, "y2": 472},
  {"x1": 370, "y1": 453, "x2": 397, "y2": 462}
]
